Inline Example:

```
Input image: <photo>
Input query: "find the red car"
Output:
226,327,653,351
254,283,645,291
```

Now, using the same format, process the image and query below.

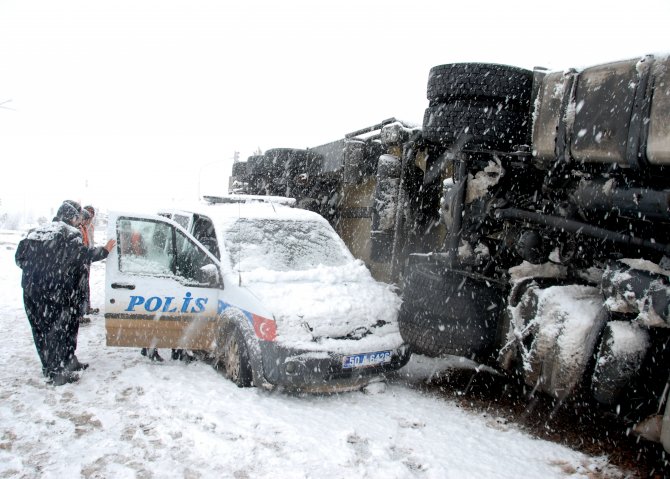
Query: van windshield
222,219,351,272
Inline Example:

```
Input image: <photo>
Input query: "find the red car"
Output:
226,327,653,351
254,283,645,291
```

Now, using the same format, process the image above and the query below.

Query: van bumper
259,342,411,392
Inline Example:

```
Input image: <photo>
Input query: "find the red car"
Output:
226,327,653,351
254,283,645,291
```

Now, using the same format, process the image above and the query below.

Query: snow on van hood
239,260,404,353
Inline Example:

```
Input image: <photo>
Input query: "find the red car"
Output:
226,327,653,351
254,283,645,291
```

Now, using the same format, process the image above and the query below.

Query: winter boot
171,349,195,363
66,355,89,372
141,348,164,362
48,371,80,386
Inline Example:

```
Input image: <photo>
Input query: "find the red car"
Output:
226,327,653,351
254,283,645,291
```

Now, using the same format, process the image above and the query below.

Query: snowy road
0,230,623,478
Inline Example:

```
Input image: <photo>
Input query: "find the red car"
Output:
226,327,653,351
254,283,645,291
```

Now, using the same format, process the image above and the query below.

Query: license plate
342,350,392,369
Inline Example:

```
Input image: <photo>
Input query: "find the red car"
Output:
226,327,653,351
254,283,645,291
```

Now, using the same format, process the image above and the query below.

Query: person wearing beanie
54,199,83,223
15,200,116,386
77,207,98,323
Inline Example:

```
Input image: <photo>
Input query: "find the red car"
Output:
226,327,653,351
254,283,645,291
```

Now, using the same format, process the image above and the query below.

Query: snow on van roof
167,195,326,223
203,195,296,206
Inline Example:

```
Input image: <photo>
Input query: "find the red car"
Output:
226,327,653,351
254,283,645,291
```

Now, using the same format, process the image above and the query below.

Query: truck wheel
343,140,367,184
231,161,247,179
422,100,531,150
398,256,504,360
246,155,265,176
427,63,533,106
261,149,289,195
245,155,265,195
370,155,401,262
591,321,650,405
517,285,606,400
264,148,291,171
215,327,253,387
265,148,309,176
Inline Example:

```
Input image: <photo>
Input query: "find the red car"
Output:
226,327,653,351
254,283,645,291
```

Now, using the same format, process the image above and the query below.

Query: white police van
105,195,409,391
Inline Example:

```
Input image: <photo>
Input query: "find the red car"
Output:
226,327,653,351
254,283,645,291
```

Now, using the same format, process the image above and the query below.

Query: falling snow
0,228,627,478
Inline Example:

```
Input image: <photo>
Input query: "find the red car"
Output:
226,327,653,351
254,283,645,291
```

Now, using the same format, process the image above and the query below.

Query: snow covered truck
230,54,670,447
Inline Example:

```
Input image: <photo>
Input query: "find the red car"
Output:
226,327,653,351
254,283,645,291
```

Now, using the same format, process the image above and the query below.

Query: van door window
117,217,221,288
173,214,191,230
192,215,220,259
175,228,221,286
118,219,174,275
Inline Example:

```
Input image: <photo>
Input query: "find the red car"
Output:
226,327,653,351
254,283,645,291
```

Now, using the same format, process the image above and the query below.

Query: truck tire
427,63,533,106
265,148,309,177
262,149,306,196
398,257,504,360
232,161,247,178
343,140,367,184
518,285,606,400
591,321,650,405
263,149,290,179
372,155,401,230
370,155,401,262
422,100,531,150
246,155,264,176
266,150,288,168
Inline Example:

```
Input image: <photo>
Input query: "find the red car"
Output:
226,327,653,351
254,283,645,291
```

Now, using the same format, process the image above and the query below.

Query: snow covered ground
0,229,625,478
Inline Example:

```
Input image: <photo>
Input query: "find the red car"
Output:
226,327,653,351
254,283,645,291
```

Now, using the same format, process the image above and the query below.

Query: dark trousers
66,311,80,361
23,291,78,377
80,264,91,314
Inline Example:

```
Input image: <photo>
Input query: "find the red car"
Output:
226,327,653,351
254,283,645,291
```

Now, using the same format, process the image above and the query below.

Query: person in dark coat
15,200,116,386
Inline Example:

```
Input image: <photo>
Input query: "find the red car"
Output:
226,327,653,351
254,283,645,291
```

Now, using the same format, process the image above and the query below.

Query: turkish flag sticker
252,314,277,342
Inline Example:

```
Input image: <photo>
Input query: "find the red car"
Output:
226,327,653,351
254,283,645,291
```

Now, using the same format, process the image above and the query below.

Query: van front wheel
215,327,253,387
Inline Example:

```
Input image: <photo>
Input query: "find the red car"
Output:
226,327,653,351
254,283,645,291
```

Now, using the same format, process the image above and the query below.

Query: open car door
105,212,223,351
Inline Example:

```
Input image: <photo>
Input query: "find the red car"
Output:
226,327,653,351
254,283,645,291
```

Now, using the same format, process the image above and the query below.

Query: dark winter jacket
15,221,109,306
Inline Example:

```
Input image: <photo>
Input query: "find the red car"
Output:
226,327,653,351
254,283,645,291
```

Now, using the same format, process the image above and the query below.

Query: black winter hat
55,200,83,222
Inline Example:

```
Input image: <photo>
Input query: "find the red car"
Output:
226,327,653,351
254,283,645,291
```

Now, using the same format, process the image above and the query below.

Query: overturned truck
231,118,421,282
404,55,670,433
231,54,670,446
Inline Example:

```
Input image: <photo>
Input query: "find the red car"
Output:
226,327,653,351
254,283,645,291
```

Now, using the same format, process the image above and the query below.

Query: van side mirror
200,264,223,288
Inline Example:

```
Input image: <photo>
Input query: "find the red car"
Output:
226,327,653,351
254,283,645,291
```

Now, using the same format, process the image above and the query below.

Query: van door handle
111,282,136,290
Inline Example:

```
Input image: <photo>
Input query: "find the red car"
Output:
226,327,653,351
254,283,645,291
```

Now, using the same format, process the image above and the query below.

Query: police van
105,195,409,391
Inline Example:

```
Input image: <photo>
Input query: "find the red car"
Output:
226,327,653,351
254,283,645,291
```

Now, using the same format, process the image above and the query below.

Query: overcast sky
0,0,668,219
